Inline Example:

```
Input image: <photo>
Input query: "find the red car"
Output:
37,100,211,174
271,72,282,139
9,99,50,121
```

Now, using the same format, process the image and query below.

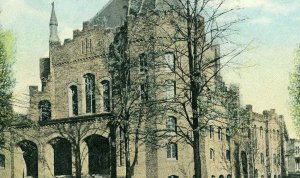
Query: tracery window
39,100,51,121
84,73,96,113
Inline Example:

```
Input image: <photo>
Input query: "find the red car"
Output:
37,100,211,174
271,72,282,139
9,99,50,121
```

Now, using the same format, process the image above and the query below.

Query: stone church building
0,0,289,178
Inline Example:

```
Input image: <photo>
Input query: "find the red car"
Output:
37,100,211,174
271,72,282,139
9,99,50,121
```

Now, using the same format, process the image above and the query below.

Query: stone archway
17,140,38,178
49,137,72,176
84,134,110,175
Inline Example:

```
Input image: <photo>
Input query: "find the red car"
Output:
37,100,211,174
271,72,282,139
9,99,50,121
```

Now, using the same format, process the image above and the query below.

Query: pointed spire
50,2,58,26
49,2,60,43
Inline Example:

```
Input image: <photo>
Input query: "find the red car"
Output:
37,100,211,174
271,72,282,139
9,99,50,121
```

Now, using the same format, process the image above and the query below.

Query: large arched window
227,175,232,178
101,80,110,112
166,116,176,132
84,73,96,113
219,175,224,178
39,100,51,121
69,85,78,116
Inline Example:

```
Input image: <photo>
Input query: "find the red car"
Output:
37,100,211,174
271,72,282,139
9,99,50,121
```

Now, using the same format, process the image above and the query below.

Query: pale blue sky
0,0,299,137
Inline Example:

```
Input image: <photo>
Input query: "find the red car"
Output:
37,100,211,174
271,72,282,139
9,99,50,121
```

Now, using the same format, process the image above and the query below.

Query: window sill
167,158,178,161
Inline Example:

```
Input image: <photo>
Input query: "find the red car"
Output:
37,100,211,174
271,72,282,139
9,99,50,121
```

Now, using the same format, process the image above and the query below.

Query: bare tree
143,0,245,177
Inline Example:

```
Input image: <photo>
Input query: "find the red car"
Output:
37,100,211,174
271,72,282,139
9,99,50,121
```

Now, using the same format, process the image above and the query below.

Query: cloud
224,0,299,15
0,0,48,26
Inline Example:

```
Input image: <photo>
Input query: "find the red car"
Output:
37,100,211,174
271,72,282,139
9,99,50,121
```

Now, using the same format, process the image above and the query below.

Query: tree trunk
186,0,202,176
193,129,201,178
124,123,132,178
110,123,117,178
74,143,82,178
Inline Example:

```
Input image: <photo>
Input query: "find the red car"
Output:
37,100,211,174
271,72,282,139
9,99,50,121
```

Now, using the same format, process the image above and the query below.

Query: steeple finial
49,2,60,43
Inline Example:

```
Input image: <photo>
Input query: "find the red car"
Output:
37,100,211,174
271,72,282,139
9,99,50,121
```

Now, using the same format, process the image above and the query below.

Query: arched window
277,130,280,139
210,148,215,160
226,149,231,161
101,80,110,112
210,125,214,139
167,143,178,160
84,73,95,113
254,169,258,178
227,175,232,178
219,175,224,178
168,175,179,178
273,129,276,139
260,126,263,137
165,80,176,100
261,153,264,164
164,52,175,71
218,127,222,140
140,83,148,101
253,125,257,137
166,117,176,132
226,128,230,142
140,53,148,72
69,85,78,116
0,154,5,168
211,176,215,178
39,100,51,121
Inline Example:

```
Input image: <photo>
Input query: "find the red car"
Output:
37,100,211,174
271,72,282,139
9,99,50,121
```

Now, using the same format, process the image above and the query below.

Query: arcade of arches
15,134,110,178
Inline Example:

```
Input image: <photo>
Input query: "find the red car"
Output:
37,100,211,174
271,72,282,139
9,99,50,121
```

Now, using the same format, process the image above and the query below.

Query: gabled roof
89,0,182,28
